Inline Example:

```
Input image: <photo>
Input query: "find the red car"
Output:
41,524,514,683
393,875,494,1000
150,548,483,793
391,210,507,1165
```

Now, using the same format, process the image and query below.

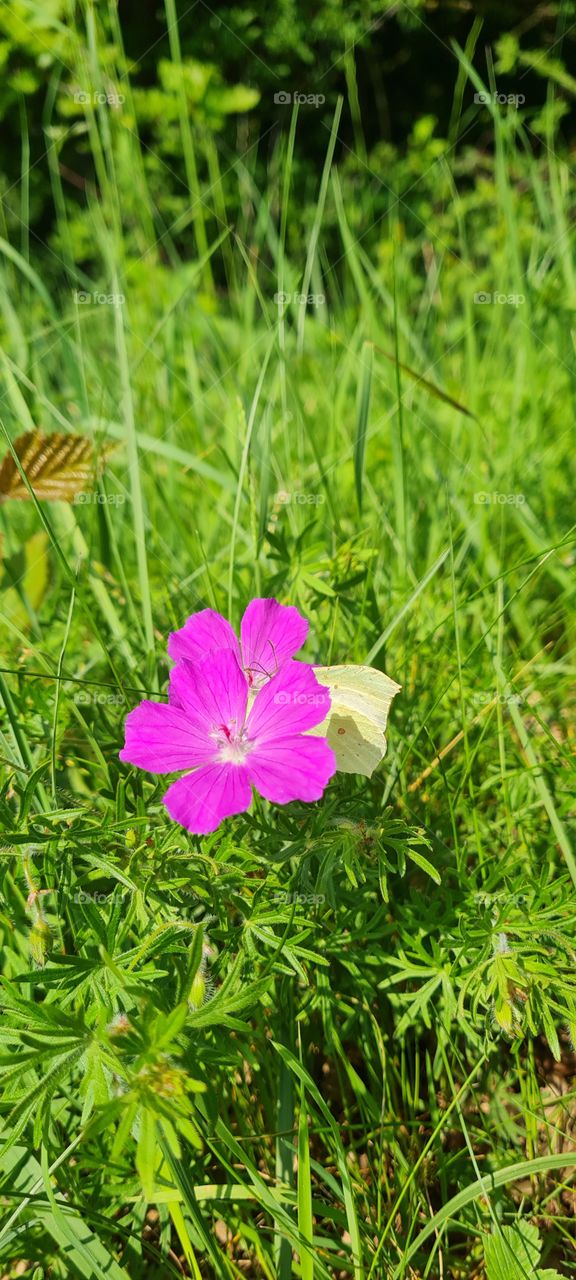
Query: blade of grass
297,1044,315,1280
296,97,343,353
354,341,373,514
227,335,274,619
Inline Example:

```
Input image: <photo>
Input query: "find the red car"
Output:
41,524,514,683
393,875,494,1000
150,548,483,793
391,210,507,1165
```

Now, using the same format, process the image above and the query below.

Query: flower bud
29,920,52,967
189,970,206,1010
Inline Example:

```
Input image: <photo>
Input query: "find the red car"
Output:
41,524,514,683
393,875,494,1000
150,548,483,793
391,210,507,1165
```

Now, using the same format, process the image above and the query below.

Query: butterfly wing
311,664,401,777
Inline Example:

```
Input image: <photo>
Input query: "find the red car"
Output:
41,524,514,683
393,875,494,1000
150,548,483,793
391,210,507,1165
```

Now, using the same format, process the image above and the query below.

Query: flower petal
247,735,336,804
168,608,241,665
240,598,308,687
168,650,248,734
246,659,331,741
119,701,216,773
163,764,252,834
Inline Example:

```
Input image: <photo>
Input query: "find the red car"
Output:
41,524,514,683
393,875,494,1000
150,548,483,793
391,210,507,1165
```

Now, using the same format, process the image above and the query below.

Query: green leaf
485,1221,541,1280
405,845,441,884
395,1156,573,1277
136,1108,159,1201
0,530,49,632
0,1144,130,1279
205,84,260,114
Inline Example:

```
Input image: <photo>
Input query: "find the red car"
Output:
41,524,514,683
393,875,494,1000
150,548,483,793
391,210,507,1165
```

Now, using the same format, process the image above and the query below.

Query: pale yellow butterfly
311,664,401,777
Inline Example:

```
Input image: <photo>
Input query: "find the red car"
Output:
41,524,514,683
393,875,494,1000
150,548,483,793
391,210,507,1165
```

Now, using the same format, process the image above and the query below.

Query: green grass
0,12,576,1279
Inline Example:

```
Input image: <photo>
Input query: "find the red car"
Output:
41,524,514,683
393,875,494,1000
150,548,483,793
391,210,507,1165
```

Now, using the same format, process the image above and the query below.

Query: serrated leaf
0,429,102,502
485,1221,541,1280
494,998,514,1033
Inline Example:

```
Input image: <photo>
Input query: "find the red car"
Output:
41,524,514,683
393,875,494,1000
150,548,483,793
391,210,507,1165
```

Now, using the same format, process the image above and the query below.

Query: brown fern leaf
0,430,102,503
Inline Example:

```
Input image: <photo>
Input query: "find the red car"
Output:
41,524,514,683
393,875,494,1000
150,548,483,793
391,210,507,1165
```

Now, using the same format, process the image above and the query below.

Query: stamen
212,718,252,764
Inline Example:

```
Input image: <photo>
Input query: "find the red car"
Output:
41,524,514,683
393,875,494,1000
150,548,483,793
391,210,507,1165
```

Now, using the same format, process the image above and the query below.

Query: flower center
213,721,252,765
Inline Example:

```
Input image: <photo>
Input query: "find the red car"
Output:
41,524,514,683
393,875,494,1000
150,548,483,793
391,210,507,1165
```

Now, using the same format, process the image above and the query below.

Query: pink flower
168,597,309,691
119,650,336,835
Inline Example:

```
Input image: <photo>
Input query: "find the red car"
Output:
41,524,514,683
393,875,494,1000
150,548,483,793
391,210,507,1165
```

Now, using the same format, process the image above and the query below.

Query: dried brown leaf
0,430,103,503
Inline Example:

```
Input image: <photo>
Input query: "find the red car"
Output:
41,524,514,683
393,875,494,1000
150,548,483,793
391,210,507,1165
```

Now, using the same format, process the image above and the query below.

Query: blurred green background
2,0,575,274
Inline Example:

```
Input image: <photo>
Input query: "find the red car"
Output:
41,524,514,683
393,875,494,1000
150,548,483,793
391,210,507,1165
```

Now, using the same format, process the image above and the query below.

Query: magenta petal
119,701,216,773
168,608,241,665
247,735,336,804
240,598,309,686
168,650,248,732
246,660,331,741
163,764,252,834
